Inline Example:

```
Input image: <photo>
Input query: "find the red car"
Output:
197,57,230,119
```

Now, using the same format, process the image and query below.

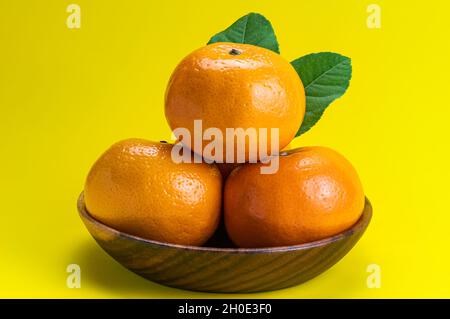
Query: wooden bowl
77,192,372,293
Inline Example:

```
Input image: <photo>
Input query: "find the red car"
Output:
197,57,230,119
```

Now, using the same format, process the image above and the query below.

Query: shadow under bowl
77,193,372,293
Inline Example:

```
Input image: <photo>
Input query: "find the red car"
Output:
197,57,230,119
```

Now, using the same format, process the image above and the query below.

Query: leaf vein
305,60,349,90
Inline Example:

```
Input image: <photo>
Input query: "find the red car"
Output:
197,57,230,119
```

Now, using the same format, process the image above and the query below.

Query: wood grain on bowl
77,192,372,293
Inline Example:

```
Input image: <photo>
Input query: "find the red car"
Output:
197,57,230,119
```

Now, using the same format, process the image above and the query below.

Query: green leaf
292,52,352,136
208,13,280,53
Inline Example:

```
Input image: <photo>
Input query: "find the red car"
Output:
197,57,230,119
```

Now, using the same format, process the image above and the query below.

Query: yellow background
1,0,449,298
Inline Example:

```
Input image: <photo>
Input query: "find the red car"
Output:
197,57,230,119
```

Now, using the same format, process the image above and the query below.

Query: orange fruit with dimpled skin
165,42,305,162
224,146,365,248
84,139,222,246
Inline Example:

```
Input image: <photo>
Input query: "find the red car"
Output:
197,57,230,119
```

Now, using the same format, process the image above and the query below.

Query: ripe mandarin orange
165,42,305,162
84,139,222,246
224,146,365,247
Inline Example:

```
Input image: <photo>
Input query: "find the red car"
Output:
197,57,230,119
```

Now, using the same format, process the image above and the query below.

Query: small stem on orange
229,49,241,56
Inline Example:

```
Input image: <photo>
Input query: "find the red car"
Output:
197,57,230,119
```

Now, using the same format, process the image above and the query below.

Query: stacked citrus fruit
83,14,365,248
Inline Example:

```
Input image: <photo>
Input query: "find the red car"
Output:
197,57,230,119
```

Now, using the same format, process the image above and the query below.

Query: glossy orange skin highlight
84,139,222,246
165,42,305,162
224,147,365,248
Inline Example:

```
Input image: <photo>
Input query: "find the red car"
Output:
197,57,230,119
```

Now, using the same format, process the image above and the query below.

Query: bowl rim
78,192,372,253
